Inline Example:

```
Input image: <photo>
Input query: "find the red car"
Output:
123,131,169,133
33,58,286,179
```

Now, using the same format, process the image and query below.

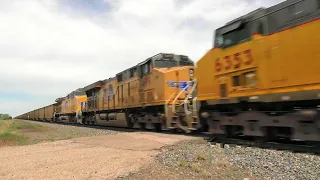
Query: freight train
16,0,320,142
17,53,198,133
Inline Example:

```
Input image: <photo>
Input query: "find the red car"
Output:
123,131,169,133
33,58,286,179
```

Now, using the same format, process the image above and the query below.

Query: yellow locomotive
51,53,197,132
196,0,320,142
55,90,87,123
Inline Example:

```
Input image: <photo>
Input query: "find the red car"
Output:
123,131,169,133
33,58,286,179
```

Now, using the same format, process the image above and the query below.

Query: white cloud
0,0,283,117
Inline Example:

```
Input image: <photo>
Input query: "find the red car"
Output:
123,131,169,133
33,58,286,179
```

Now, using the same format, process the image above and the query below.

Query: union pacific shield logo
166,81,193,92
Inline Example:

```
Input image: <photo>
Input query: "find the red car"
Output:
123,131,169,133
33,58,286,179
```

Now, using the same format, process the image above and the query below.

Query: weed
0,120,47,146
178,159,190,167
196,154,206,161
48,137,56,142
0,130,28,145
10,120,45,131
0,131,12,137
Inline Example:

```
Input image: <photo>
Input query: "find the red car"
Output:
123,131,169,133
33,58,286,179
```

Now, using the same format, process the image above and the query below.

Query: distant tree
0,114,12,120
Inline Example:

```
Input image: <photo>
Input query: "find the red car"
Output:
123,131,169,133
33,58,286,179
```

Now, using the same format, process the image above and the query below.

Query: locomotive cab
134,53,197,132
56,89,87,123
137,53,195,103
197,0,320,142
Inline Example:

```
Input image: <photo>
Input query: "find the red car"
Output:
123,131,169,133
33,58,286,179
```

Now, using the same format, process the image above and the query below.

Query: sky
0,0,284,117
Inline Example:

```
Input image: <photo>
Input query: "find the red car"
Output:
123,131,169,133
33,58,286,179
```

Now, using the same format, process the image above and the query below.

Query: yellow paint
92,66,195,111
196,19,320,101
61,95,87,114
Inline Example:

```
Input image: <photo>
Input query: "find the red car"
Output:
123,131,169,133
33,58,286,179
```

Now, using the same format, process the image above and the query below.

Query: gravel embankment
223,145,320,180
122,139,252,180
123,139,320,180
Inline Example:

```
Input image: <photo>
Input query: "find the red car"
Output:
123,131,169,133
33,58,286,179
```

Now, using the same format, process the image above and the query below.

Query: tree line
0,114,12,120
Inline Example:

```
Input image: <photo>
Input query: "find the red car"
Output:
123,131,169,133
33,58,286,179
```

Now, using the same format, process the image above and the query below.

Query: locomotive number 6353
215,49,253,73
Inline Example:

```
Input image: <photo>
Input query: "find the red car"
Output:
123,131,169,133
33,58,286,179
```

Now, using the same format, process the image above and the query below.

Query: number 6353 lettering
215,49,253,72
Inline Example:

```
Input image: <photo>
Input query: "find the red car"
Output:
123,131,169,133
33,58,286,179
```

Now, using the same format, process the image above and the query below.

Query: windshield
154,60,178,68
179,61,194,66
215,23,250,48
74,91,87,96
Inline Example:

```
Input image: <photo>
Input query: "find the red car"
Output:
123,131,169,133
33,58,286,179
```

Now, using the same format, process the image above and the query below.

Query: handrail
172,80,194,114
164,92,177,117
166,92,177,105
183,79,197,115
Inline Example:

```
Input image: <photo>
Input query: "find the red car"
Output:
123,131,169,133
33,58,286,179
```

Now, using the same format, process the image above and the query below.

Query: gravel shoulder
122,139,320,180
0,120,197,180
119,139,254,180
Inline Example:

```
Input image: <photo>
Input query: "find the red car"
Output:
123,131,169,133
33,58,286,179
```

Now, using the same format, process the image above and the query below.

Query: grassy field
0,119,115,147
0,120,37,146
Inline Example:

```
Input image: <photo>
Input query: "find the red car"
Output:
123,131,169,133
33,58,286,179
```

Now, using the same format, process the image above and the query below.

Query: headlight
189,69,194,77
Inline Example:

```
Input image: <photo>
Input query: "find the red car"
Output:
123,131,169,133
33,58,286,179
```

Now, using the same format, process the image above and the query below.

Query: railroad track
24,119,137,133
23,119,204,137
204,135,320,155
21,119,320,155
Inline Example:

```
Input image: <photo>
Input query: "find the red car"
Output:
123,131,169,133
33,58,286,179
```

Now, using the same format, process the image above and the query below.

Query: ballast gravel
222,145,320,180
127,139,320,180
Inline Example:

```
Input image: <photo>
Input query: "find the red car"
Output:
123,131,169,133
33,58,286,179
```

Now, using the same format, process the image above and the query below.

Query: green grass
9,120,45,131
48,137,56,142
0,120,47,146
0,120,5,126
0,119,111,147
0,129,28,145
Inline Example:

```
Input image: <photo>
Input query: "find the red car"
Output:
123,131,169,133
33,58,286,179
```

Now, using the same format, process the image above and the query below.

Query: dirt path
0,131,196,180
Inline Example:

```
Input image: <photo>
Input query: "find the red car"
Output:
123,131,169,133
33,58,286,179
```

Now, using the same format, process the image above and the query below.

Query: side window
129,68,135,78
232,76,240,86
144,64,148,74
146,62,151,73
140,61,152,77
244,71,257,88
318,0,320,9
117,74,123,82
219,22,251,48
252,19,266,36
257,21,265,35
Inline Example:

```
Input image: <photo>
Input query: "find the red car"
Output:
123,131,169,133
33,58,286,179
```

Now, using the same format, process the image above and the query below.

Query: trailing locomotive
196,0,320,142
